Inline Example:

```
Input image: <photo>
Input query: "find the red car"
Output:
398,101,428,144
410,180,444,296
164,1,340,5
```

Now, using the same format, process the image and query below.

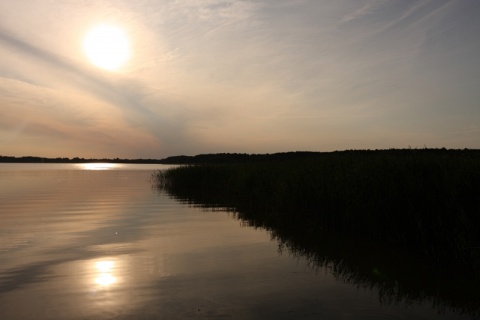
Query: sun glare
94,260,116,287
83,25,130,71
79,163,118,170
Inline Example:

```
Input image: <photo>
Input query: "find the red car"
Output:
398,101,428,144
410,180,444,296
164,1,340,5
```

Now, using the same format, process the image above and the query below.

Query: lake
0,163,473,319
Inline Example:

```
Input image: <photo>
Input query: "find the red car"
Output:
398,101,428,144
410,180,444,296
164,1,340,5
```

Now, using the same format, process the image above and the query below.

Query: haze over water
0,164,471,319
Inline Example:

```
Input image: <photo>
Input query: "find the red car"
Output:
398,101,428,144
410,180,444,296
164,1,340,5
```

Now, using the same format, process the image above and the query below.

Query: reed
154,149,480,271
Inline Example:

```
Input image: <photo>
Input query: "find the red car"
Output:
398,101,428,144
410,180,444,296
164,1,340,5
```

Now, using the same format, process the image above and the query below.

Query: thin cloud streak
0,25,182,157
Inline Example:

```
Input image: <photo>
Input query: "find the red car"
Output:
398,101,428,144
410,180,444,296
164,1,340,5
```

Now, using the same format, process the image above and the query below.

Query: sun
83,25,130,71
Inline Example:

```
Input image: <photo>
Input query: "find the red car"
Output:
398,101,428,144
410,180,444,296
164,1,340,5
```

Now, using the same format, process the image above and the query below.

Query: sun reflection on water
79,163,119,170
94,260,116,287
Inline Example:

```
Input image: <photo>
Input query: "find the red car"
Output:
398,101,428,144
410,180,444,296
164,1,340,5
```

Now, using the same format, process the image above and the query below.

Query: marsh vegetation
154,149,480,318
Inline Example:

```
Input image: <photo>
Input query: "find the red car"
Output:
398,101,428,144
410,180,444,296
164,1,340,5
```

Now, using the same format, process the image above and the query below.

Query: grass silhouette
155,149,480,271
154,149,480,318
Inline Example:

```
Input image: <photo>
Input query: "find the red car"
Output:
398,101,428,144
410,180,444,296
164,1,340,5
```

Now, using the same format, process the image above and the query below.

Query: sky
0,0,479,159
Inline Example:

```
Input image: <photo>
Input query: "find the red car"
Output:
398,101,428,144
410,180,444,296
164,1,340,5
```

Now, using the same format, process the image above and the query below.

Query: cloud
0,25,174,155
0,0,479,157
340,0,387,24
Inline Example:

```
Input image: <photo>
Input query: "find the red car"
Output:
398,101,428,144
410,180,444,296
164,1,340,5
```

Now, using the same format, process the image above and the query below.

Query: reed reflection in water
0,164,473,319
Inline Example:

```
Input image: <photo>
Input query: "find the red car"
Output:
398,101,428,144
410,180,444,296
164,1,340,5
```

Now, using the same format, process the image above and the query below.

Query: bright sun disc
84,25,130,71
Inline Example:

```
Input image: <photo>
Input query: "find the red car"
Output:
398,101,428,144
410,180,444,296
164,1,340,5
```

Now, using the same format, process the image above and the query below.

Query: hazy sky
1,0,479,158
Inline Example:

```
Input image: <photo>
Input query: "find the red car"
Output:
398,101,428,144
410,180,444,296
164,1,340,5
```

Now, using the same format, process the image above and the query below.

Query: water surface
0,164,472,319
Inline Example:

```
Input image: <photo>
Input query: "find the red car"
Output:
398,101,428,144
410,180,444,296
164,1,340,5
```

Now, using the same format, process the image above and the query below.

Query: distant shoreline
0,156,166,164
1,148,479,164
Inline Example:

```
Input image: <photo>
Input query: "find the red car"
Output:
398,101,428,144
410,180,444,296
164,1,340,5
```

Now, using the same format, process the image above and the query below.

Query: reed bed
154,149,480,272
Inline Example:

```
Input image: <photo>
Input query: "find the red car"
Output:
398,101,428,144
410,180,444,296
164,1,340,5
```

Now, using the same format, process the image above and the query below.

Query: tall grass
154,149,480,272
153,149,480,318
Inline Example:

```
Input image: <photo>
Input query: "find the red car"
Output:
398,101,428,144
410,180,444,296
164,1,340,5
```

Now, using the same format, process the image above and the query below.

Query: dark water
0,164,473,319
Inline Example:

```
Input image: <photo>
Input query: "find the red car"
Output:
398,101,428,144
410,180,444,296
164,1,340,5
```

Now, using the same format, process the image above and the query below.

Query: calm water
0,163,471,319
